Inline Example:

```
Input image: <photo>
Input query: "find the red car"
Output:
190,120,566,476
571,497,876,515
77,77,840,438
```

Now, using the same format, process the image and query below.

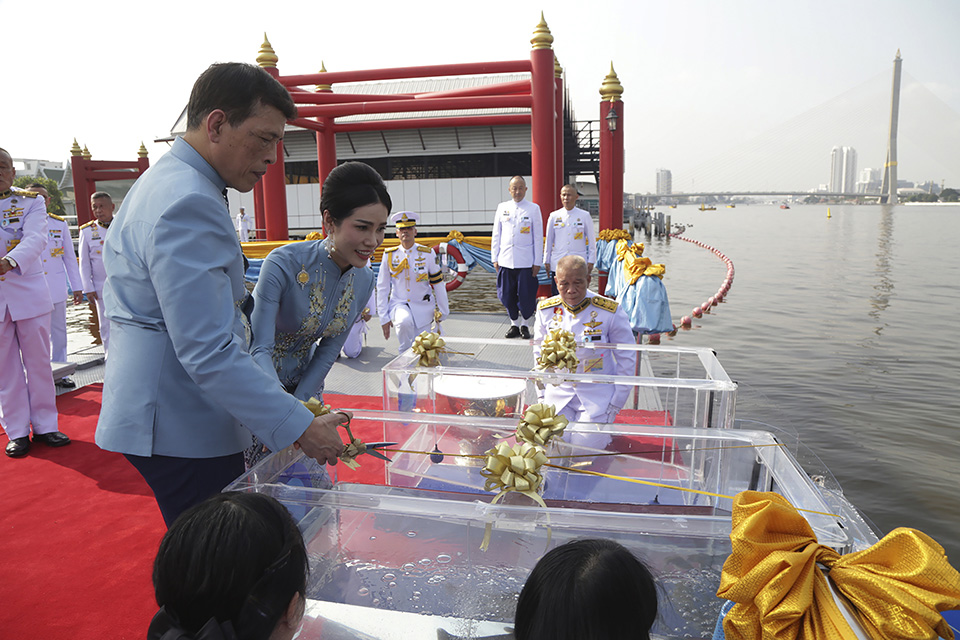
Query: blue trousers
125,452,245,527
497,266,539,321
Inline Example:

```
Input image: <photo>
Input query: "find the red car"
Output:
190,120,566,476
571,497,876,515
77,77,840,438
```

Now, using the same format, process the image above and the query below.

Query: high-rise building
656,169,672,195
829,146,858,194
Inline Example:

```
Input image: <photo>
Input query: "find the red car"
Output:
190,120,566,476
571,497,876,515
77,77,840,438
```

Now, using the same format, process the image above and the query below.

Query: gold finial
257,33,278,68
599,62,624,102
82,145,92,160
138,142,149,158
895,49,901,60
315,60,332,92
554,53,562,78
70,139,83,156
530,12,553,50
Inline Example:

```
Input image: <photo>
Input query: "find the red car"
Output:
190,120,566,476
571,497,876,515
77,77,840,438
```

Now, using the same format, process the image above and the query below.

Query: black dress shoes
519,326,532,339
504,326,521,339
33,431,72,447
57,376,76,389
5,437,31,458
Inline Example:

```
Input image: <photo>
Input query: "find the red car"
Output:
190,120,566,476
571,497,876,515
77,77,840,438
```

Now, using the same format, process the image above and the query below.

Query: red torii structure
251,14,624,242
70,140,149,226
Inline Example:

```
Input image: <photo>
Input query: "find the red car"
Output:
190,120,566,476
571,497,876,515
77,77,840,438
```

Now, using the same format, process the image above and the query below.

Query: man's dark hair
515,539,659,640
320,161,392,225
186,63,297,131
152,491,308,640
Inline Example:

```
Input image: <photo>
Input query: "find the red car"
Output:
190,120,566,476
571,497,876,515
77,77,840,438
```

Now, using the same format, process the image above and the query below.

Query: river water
69,203,959,562
451,203,960,562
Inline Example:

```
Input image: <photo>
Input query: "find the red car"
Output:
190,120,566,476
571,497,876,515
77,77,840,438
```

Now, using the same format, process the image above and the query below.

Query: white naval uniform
544,206,597,269
377,243,449,352
42,213,82,362
237,211,251,241
490,198,543,269
533,291,637,446
78,220,109,355
342,264,376,359
0,188,58,439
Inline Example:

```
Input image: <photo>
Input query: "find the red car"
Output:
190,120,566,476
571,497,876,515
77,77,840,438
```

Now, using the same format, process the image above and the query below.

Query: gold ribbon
412,331,445,367
516,403,569,446
717,491,960,640
305,230,323,240
536,328,579,372
444,229,466,243
479,441,550,552
598,229,632,242
623,253,667,285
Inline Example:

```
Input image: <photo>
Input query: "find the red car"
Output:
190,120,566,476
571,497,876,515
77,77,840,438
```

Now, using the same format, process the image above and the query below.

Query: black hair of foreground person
319,161,392,225
514,539,658,640
148,492,308,640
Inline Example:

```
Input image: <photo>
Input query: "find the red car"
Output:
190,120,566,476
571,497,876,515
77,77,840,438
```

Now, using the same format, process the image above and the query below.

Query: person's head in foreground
514,538,658,640
149,491,308,640
554,254,590,307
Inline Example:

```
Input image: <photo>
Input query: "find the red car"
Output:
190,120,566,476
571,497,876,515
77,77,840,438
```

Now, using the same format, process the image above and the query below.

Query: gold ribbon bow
412,331,445,367
536,328,579,373
444,229,466,243
718,491,960,640
598,229,632,242
516,403,569,446
479,441,550,551
623,253,667,285
614,238,643,262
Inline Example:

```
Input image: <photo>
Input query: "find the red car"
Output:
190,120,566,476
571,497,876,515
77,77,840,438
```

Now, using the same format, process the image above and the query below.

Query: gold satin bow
718,491,960,640
615,239,643,262
444,229,466,243
516,403,569,446
598,229,632,242
623,253,666,285
479,441,550,551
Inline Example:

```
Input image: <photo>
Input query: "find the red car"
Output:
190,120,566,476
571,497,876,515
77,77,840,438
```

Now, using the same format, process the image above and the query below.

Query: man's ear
206,109,228,142
280,593,304,629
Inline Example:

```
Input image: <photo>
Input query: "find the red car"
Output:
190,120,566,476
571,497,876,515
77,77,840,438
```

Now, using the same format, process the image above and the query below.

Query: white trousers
391,305,427,353
557,396,615,450
50,299,68,362
0,308,58,439
93,290,109,357
341,319,367,359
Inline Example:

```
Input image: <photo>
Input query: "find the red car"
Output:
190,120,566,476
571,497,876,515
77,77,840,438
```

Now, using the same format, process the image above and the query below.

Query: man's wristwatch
2,256,16,269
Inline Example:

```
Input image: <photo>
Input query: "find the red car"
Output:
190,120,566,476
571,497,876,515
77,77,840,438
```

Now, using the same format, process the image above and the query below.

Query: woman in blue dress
246,162,390,467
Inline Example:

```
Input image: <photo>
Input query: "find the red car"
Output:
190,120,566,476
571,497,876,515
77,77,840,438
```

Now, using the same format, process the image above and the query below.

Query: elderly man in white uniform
533,255,637,447
0,149,71,457
79,191,113,356
377,211,449,353
544,184,597,295
492,176,543,339
27,185,83,387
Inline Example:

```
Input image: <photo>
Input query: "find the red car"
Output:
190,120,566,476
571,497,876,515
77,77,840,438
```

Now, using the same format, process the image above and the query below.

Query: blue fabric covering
619,275,674,334
712,599,736,640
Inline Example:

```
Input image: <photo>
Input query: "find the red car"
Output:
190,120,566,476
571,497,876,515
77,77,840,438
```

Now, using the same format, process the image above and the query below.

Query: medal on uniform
297,265,310,289
583,310,603,329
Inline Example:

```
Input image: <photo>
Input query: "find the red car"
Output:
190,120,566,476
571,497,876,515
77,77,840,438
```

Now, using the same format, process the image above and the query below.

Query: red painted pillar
530,15,556,223
258,36,290,240
315,66,338,192
554,55,564,211
598,64,624,233
69,140,92,226
253,182,266,240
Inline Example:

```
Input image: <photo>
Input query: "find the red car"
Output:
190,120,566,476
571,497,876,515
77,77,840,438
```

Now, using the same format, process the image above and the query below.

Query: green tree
940,188,959,202
12,175,65,215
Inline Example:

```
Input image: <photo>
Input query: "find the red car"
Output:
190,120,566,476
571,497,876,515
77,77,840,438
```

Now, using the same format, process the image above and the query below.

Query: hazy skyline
6,0,959,194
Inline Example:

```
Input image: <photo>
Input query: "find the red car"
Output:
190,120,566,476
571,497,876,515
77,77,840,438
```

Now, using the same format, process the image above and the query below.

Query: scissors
334,411,397,463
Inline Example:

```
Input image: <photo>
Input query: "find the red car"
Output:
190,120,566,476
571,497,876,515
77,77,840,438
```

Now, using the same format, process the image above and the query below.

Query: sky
5,0,959,193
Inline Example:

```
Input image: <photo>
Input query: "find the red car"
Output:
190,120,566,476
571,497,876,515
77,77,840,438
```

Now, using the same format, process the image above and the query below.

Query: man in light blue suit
96,63,346,526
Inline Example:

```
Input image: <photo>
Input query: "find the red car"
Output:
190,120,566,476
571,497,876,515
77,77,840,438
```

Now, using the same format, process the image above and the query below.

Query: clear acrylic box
382,338,738,429
227,410,870,640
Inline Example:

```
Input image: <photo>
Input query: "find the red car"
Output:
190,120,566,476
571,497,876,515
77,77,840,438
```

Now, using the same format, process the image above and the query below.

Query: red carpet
0,384,163,640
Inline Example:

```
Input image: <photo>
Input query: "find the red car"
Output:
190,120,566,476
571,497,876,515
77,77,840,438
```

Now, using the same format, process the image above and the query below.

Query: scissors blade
364,442,397,462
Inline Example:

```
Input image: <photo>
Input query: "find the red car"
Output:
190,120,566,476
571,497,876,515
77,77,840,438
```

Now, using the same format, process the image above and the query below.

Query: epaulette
383,245,399,253
80,221,95,229
591,295,619,313
538,295,563,310
12,189,40,198
48,213,65,222
417,245,432,253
